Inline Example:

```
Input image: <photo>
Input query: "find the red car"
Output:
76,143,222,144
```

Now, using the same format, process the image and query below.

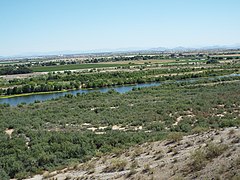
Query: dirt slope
26,127,240,180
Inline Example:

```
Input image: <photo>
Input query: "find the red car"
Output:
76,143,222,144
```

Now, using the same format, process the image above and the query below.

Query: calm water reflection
0,82,161,106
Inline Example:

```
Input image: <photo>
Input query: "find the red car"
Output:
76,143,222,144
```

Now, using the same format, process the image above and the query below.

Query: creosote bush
190,143,228,171
103,159,127,173
205,143,228,159
190,149,207,171
167,132,183,143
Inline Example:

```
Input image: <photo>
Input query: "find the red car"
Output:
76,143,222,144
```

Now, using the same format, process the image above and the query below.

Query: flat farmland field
100,59,176,64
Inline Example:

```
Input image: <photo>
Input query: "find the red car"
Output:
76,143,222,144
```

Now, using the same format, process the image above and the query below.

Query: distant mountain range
149,44,240,52
1,44,240,60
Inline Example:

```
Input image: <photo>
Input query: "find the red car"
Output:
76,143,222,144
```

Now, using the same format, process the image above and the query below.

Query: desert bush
190,149,207,171
82,161,95,173
132,147,143,158
190,143,228,172
167,132,183,143
205,143,228,159
15,171,30,179
191,127,208,134
103,159,127,172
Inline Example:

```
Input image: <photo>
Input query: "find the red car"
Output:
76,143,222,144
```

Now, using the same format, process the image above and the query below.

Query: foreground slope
28,127,240,180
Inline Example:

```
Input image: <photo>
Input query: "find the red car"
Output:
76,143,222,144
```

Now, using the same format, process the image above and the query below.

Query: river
0,82,161,106
0,74,239,106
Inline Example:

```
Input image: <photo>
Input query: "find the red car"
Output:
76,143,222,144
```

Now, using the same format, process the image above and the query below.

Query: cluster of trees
210,56,239,60
1,81,80,95
0,80,239,179
206,59,219,64
0,66,32,75
33,60,78,67
85,55,168,63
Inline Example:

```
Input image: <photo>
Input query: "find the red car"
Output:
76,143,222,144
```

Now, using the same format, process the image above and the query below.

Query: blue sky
0,0,240,56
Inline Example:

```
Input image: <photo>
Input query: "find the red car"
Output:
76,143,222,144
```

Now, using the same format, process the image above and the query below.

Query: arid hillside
27,127,240,180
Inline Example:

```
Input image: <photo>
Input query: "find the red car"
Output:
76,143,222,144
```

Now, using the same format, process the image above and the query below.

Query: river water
0,82,161,106
0,74,239,106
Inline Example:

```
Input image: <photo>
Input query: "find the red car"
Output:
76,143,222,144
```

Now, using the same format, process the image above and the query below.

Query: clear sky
0,0,240,56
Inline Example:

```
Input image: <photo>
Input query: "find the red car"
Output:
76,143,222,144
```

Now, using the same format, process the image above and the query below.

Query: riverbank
0,90,69,99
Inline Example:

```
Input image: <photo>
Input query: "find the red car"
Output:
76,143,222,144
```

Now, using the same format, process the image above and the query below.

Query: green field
0,61,21,65
31,63,131,72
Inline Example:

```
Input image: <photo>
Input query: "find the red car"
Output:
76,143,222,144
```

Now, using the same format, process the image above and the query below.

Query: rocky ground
26,127,240,180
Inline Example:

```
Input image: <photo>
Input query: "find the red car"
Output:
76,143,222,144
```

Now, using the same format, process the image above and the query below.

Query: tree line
0,66,32,75
0,68,238,96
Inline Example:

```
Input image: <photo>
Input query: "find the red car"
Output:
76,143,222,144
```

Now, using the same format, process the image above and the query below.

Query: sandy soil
5,128,14,138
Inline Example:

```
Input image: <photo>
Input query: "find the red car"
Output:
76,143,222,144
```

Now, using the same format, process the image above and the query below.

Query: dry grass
103,159,127,173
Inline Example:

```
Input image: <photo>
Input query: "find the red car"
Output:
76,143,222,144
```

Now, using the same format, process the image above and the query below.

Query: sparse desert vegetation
24,127,240,180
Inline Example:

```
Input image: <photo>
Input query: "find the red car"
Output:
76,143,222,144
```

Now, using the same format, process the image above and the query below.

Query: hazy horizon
1,0,240,56
2,44,240,58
